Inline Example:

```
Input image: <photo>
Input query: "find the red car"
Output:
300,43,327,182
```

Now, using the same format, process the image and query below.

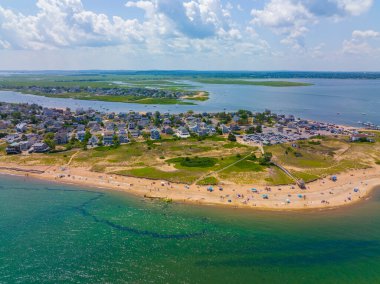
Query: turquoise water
1,174,380,283
1,78,380,126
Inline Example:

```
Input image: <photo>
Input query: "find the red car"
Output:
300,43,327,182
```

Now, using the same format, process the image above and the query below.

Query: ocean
1,174,380,283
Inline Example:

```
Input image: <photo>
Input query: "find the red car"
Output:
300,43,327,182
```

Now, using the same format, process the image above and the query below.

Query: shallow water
1,175,380,283
1,78,380,126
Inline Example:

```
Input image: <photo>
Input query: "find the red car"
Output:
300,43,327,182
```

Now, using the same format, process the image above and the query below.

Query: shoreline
1,163,379,211
1,90,378,128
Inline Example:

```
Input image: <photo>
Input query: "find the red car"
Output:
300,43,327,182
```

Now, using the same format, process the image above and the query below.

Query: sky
0,0,379,71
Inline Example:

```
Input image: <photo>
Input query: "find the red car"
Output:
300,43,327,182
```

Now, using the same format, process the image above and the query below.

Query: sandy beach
1,162,379,211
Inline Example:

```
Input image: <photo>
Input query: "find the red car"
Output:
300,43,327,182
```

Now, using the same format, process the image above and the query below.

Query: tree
259,152,273,165
44,132,55,140
97,135,103,146
256,125,263,133
30,115,38,124
228,133,236,142
83,130,92,144
11,111,21,120
113,134,120,147
154,111,161,127
245,127,255,134
44,138,56,151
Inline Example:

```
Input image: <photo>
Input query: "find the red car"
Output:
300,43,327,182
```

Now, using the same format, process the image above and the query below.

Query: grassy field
266,134,380,182
1,132,379,186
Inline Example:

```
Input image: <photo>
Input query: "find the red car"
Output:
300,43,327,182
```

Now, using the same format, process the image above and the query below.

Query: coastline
1,163,379,211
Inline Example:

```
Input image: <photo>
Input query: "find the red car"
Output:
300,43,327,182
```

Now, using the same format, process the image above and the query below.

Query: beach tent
207,186,214,192
251,188,258,192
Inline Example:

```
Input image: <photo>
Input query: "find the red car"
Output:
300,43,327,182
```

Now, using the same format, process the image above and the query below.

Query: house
220,124,230,134
16,123,27,133
103,131,114,145
230,124,241,132
163,126,174,135
0,120,9,130
176,127,190,138
5,134,21,144
163,118,171,125
350,134,374,143
150,129,161,140
232,115,240,123
105,122,115,131
128,122,136,130
77,124,86,132
88,121,101,131
32,142,50,153
138,117,150,127
55,131,68,145
129,129,140,138
88,136,99,146
119,134,130,144
19,141,32,151
188,123,199,133
6,142,21,154
76,131,86,142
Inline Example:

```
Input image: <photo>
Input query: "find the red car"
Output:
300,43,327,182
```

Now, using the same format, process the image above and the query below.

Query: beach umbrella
286,199,291,203
298,194,303,198
251,188,258,192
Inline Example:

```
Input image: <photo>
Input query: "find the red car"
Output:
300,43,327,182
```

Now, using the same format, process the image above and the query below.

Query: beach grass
1,132,378,186
196,176,219,185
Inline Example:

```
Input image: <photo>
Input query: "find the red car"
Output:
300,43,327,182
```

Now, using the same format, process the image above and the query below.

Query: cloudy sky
0,0,379,70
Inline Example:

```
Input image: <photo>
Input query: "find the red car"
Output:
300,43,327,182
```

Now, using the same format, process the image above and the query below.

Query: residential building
150,129,161,140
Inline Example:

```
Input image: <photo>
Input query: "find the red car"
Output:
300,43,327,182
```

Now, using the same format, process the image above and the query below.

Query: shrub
167,157,217,168
197,176,219,185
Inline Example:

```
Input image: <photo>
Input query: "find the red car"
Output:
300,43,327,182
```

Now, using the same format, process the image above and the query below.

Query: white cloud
251,0,374,49
352,29,379,39
0,0,271,61
335,0,373,16
251,0,314,49
0,0,142,50
342,29,379,55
